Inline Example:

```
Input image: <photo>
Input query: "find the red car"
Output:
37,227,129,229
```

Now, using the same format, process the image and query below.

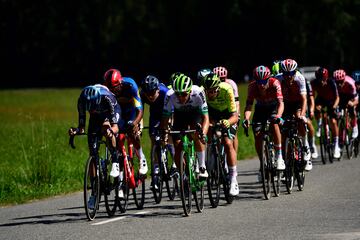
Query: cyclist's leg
222,132,239,196
349,105,358,138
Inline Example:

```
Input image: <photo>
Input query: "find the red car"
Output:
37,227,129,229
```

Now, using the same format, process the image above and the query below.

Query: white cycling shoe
229,181,239,196
305,160,313,171
139,159,148,175
110,163,120,177
334,146,341,158
276,155,286,170
311,146,318,159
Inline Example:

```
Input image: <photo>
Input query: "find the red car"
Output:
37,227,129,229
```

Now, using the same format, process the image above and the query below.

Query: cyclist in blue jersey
140,75,176,189
104,69,148,175
68,84,121,209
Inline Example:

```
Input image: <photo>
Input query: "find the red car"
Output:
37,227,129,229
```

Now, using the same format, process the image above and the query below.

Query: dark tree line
1,0,360,88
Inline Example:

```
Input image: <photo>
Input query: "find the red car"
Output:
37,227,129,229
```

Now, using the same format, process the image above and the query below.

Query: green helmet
173,74,193,93
203,73,221,89
272,61,280,76
170,72,185,82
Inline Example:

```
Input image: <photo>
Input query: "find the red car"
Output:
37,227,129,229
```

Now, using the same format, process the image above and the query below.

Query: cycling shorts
252,104,277,134
171,110,202,141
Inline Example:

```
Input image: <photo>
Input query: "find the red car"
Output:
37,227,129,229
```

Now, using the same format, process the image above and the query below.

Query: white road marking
91,211,150,225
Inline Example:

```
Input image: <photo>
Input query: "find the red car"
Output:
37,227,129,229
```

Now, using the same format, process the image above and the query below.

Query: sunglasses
206,87,219,94
256,79,268,85
283,71,296,77
175,92,189,97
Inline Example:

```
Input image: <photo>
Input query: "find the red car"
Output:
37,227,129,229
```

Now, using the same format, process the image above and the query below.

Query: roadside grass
0,86,255,205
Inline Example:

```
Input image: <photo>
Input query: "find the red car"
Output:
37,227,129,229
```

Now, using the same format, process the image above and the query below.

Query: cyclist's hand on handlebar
219,119,230,129
242,119,250,129
271,115,284,125
106,128,114,138
68,127,84,136
297,115,308,123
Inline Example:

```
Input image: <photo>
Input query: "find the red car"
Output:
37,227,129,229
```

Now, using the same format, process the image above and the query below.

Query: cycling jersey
277,71,307,102
225,78,239,102
311,78,338,102
78,84,121,129
207,82,237,120
141,83,170,134
338,76,357,99
115,77,143,111
246,77,283,106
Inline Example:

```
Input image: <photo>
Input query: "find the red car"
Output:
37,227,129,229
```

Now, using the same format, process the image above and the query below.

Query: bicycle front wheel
164,147,179,201
260,140,271,199
295,138,305,191
179,151,192,216
284,138,295,194
151,145,163,204
133,173,146,210
319,128,327,164
104,157,119,217
84,156,100,221
206,146,220,208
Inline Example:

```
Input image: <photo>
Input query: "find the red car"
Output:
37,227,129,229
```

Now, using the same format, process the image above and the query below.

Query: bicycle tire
84,156,100,221
194,183,205,213
284,138,295,194
272,169,281,197
260,140,271,199
104,154,119,217
165,148,178,201
319,126,327,164
179,151,192,216
206,145,220,208
118,175,129,213
151,145,163,204
133,173,146,210
295,138,305,191
354,138,359,157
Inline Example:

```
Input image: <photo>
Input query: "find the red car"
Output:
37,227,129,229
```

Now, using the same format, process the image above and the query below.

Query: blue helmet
141,75,160,93
80,85,101,111
352,70,360,84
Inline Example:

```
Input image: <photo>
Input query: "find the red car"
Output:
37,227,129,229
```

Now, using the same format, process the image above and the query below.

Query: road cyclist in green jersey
202,73,239,196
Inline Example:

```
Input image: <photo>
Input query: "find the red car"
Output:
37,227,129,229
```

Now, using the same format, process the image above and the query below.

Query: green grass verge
0,86,255,205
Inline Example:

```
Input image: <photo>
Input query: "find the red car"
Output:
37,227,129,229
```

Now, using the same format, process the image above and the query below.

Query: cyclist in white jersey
160,75,210,178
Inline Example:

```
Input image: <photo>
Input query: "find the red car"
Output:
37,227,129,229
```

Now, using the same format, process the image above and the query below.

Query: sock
196,151,206,168
334,137,339,147
274,144,282,157
318,119,322,127
229,165,237,183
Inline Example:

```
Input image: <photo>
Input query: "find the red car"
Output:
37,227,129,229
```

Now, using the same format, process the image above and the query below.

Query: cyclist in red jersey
312,67,341,158
277,59,312,171
334,69,359,139
243,66,285,181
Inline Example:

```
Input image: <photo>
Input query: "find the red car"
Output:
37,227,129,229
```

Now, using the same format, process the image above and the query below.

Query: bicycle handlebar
69,133,86,149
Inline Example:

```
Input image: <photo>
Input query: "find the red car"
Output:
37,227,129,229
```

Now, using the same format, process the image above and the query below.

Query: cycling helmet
104,69,122,89
203,73,221,89
197,68,212,81
271,61,281,76
315,67,329,81
352,70,360,84
333,69,346,82
169,72,184,83
80,85,101,111
141,75,159,93
173,74,192,93
253,65,271,81
280,59,298,72
213,66,228,79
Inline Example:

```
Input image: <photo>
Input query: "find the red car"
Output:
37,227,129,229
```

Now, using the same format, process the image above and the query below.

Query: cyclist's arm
333,95,340,109
276,98,284,117
300,94,307,117
228,112,238,126
77,97,86,132
244,102,253,121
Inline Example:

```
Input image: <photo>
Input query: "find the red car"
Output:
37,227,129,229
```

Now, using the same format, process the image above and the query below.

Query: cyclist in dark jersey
140,75,175,189
68,84,121,209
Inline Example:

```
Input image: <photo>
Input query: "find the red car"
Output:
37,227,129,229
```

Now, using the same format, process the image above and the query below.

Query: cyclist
103,68,148,175
277,59,312,171
202,73,239,196
140,75,175,190
243,65,285,182
271,60,282,78
213,66,241,161
160,74,210,178
196,68,212,88
312,67,341,158
68,84,121,209
305,74,318,159
333,69,359,139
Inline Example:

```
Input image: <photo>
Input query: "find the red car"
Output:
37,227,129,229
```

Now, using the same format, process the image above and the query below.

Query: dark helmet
141,75,160,93
315,67,329,81
80,85,101,111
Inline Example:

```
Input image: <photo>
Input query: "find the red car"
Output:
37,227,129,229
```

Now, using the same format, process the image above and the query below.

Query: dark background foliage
2,0,360,88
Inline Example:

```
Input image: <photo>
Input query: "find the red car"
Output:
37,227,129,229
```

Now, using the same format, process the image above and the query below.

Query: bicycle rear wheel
165,148,179,201
206,146,220,208
151,145,163,204
260,140,271,199
104,156,119,217
284,138,295,194
84,156,100,221
179,151,192,216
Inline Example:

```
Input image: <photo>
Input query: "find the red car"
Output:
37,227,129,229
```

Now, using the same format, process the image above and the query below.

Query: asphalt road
1,155,360,240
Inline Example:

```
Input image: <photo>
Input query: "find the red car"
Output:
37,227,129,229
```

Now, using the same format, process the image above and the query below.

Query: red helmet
104,69,123,88
333,69,346,82
213,66,228,79
253,65,271,81
315,67,329,81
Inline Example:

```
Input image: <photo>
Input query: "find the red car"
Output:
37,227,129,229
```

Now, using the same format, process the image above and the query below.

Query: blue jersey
141,83,169,123
116,77,143,111
78,84,121,128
